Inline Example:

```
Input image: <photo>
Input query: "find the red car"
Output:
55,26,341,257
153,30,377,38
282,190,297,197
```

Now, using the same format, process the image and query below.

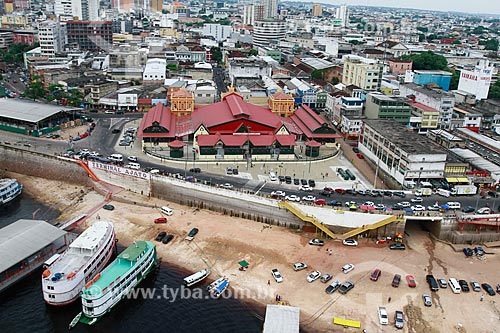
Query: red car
406,274,417,288
314,199,327,206
356,153,364,159
154,217,168,224
335,188,346,194
370,269,381,281
323,187,334,193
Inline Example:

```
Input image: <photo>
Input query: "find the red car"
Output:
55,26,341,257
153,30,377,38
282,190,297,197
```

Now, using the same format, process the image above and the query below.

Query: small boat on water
183,269,211,287
0,178,23,206
207,276,226,292
211,278,229,299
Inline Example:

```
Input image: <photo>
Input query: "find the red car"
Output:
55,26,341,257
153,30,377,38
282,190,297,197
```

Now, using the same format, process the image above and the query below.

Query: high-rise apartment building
342,55,383,91
312,4,322,17
253,19,286,47
38,20,66,58
243,4,254,25
54,0,99,21
336,4,348,27
66,21,112,51
263,0,278,19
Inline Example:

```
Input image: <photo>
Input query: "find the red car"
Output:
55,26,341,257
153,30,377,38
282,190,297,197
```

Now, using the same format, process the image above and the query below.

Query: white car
309,238,325,246
411,205,426,211
128,156,138,162
477,207,491,214
341,263,355,274
374,204,385,210
363,201,375,207
285,195,301,202
293,262,308,271
398,202,411,208
410,197,423,203
343,239,358,246
299,185,313,192
302,195,316,202
378,306,389,325
306,270,322,283
271,190,286,198
89,151,101,157
427,204,440,211
220,183,233,189
271,268,283,283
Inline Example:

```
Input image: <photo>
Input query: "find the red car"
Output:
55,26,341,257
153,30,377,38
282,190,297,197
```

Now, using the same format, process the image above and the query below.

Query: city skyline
295,0,500,16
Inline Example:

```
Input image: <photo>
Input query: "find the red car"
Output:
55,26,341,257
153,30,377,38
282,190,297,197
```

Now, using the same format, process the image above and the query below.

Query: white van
448,278,461,294
269,172,277,181
446,202,461,210
160,206,173,216
127,162,140,170
436,188,451,197
109,153,123,162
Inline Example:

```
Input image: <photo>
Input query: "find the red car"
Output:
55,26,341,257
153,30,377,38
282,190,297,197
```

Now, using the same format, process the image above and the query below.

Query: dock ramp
278,201,336,239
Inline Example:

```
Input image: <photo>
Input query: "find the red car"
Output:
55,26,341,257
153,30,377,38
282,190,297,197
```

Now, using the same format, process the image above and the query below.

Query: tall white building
38,20,66,58
54,0,99,21
202,24,232,42
243,4,255,25
264,0,278,19
253,20,286,47
457,59,493,100
336,4,348,27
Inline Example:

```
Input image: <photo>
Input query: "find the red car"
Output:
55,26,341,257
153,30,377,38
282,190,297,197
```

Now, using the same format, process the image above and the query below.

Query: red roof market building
137,91,339,160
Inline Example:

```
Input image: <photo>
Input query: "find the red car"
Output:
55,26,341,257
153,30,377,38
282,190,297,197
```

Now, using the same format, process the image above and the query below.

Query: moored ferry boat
183,269,211,287
0,178,23,206
42,221,116,306
70,240,157,328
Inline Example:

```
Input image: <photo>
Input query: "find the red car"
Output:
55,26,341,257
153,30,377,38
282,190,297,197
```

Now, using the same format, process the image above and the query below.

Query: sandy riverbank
11,172,500,333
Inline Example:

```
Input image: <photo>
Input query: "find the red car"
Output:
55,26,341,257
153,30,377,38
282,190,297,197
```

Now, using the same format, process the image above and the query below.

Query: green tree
400,51,448,71
66,89,83,106
418,34,425,42
416,27,428,33
248,49,258,56
489,80,500,99
480,39,499,51
210,46,222,64
24,76,46,100
453,40,461,45
427,34,438,41
311,70,323,79
449,70,460,90
473,26,488,35
331,77,340,85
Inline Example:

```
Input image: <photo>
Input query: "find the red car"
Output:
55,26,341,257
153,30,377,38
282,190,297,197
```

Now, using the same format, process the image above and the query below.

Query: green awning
238,260,249,267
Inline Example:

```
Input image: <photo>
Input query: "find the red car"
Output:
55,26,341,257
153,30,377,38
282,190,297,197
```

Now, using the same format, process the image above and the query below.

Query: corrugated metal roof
0,219,66,273
263,305,300,333
0,99,80,123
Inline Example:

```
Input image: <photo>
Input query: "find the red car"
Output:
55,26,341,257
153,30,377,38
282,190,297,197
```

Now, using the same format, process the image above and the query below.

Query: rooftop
0,99,80,123
69,221,112,251
364,119,448,155
0,219,67,273
263,305,300,333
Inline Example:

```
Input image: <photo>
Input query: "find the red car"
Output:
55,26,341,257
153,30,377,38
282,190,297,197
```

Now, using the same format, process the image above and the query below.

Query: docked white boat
42,221,116,306
211,277,229,299
0,178,23,206
183,269,211,287
207,276,226,292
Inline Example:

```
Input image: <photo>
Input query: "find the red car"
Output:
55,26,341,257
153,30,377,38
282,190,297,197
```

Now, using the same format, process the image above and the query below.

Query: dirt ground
13,173,500,333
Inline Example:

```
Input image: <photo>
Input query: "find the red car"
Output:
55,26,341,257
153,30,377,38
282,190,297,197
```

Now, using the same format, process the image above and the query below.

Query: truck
451,184,477,196
415,188,433,196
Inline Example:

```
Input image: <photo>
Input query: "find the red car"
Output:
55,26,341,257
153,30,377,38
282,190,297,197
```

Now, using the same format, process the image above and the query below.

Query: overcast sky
302,0,500,15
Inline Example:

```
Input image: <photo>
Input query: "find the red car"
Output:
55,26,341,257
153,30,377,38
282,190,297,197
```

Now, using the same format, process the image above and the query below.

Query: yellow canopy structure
333,317,361,328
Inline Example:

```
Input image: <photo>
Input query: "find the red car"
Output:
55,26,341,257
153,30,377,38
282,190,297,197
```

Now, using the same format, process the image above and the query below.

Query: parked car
314,199,327,206
188,228,199,238
271,269,283,283
477,207,491,214
220,183,233,189
458,280,470,292
463,247,474,257
411,205,426,211
319,190,332,197
352,147,360,153
392,274,401,287
320,274,333,283
426,275,439,291
300,179,308,185
341,263,355,274
378,306,389,325
293,262,308,271
308,179,316,187
471,281,481,292
393,191,406,198
327,200,343,207
394,310,404,329
356,153,364,159
406,275,417,288
155,231,167,242
299,185,313,192
189,167,201,173
309,238,325,246
389,243,406,250
302,195,316,202
162,234,174,244
397,202,411,208
422,293,432,307
338,281,355,294
437,278,447,288
103,204,114,211
294,178,300,185
285,176,292,184
370,269,382,281
335,188,346,194
154,217,168,224
427,204,440,211
342,239,358,246
306,271,322,283
482,283,496,296
463,206,475,213
127,156,138,162
325,280,341,294
285,195,301,202
271,190,286,198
